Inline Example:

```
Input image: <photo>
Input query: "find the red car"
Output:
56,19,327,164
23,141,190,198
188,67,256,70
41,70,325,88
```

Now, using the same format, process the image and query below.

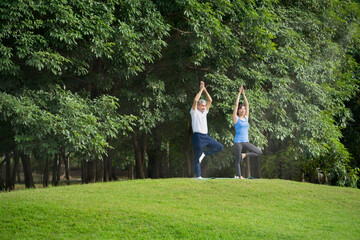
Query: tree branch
172,27,193,34
185,64,211,72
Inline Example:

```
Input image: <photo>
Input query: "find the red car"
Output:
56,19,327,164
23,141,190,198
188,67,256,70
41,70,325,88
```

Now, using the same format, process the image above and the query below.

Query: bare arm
233,86,242,124
192,82,205,111
242,87,249,118
203,87,212,110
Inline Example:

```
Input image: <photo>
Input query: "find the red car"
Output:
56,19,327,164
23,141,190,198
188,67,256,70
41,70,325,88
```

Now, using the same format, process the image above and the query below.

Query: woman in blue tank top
233,86,262,179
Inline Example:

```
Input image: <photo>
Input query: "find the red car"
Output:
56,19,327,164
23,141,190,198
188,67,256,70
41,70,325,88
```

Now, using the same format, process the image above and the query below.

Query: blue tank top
234,117,249,143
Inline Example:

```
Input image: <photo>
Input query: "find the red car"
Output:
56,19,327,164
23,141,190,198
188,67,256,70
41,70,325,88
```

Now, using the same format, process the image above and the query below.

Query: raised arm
203,86,212,110
242,87,249,118
192,81,205,111
232,86,243,124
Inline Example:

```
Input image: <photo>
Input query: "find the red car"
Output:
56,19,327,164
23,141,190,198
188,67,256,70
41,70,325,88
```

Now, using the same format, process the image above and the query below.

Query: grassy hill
1,178,359,239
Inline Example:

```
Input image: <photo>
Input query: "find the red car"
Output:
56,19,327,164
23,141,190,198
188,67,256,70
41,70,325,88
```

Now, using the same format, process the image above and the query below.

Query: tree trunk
86,160,95,183
52,154,59,186
302,172,305,182
43,158,49,187
17,167,21,183
132,132,146,179
147,150,154,178
147,150,160,178
63,150,70,185
164,141,170,178
95,158,103,182
147,131,162,179
108,154,113,181
128,161,134,180
246,157,251,178
111,166,118,180
56,153,61,184
21,154,35,188
103,152,116,182
104,149,114,181
0,158,5,191
184,121,192,177
5,152,11,190
81,160,87,184
103,154,109,182
140,132,147,178
10,151,20,190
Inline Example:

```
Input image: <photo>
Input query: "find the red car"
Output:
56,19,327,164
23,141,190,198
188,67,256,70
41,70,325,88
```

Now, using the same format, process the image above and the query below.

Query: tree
0,86,135,189
0,0,167,187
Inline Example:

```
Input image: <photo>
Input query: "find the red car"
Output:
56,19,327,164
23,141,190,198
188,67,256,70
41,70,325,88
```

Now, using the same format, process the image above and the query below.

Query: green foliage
0,86,135,160
328,160,359,188
0,0,170,91
261,145,302,180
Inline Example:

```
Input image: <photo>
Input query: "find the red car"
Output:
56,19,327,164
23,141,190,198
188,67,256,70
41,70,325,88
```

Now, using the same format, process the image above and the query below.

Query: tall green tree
0,86,135,189
0,0,168,187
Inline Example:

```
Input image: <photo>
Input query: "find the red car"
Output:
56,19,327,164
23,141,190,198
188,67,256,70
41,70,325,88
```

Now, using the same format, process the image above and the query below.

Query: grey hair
198,99,206,105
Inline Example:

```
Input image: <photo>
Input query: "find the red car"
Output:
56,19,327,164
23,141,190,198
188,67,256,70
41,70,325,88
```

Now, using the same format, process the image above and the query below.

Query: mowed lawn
1,178,359,240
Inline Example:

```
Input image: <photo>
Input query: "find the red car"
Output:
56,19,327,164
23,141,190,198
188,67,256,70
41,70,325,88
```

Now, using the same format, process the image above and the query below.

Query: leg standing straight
234,143,243,177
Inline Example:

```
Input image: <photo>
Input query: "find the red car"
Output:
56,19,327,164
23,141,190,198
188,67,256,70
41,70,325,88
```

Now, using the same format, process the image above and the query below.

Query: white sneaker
196,176,203,179
234,176,244,179
199,153,205,163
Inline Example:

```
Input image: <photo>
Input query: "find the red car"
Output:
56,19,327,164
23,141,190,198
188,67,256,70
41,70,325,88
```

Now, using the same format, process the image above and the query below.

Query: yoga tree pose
233,86,262,179
190,81,223,179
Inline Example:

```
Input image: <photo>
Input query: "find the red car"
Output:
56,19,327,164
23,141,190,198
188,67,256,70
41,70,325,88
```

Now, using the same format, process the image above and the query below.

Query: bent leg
242,142,262,158
204,136,223,156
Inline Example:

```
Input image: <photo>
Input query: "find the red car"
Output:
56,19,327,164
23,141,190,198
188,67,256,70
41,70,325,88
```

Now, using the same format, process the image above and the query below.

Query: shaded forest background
1,0,360,190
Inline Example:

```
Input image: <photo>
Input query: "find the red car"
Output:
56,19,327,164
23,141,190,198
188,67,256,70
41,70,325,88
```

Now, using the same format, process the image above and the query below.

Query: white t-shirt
190,108,208,134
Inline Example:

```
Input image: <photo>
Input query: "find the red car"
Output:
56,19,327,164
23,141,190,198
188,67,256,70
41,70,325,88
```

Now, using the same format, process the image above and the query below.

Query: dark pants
234,142,262,177
192,133,223,177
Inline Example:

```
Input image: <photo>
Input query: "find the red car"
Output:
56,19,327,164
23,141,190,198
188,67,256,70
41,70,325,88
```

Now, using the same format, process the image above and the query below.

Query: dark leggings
234,142,262,177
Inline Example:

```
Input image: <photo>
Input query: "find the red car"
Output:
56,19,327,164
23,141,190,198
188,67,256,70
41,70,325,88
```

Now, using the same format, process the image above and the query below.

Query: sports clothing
190,108,208,134
192,133,223,178
234,142,262,177
233,116,262,177
190,107,223,178
234,117,249,143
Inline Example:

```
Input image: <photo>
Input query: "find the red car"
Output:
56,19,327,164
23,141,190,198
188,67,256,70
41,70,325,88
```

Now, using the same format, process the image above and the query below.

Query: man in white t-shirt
190,81,223,179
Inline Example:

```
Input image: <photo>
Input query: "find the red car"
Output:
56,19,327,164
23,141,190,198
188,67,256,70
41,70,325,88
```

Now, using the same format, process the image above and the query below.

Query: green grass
1,178,359,240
